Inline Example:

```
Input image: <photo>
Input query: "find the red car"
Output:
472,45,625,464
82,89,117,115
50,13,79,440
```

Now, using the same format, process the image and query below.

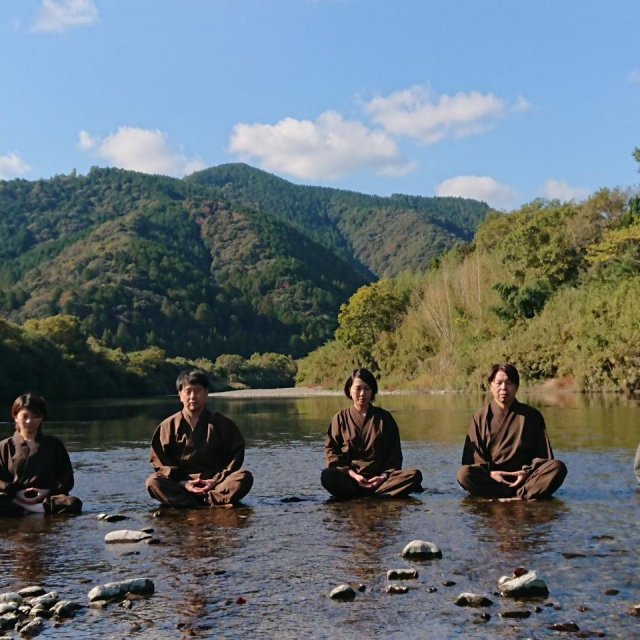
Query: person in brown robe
0,393,82,516
321,368,423,500
145,369,253,508
457,363,567,500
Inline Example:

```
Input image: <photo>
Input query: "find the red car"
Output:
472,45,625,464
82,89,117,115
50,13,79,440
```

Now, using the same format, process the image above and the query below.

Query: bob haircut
11,393,48,421
344,368,378,401
176,369,210,392
487,363,520,388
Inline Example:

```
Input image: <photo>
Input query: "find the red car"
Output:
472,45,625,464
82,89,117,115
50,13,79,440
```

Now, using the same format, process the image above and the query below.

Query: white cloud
78,127,206,177
0,152,31,179
436,175,520,210
32,0,99,34
364,85,527,144
228,110,413,180
540,179,590,202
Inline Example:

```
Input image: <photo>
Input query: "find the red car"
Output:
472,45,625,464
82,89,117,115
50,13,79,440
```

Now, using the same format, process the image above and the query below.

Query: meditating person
145,369,253,508
457,363,567,500
0,393,82,516
321,368,423,500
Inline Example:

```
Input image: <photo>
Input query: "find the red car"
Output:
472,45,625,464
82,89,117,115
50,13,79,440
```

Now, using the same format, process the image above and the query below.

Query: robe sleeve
0,440,17,495
149,423,182,481
461,411,490,469
324,412,350,471
51,439,75,494
379,410,403,472
635,444,640,484
205,414,245,487
523,408,554,471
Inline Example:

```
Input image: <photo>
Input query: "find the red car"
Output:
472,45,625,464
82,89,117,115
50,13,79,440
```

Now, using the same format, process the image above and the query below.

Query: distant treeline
297,188,640,394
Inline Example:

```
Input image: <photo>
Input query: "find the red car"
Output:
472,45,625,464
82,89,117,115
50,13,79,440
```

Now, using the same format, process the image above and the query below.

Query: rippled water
0,392,639,639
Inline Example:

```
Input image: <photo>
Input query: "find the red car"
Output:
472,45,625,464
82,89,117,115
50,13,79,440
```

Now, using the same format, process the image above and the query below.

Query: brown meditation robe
0,432,82,515
457,399,566,499
321,405,422,499
146,408,253,507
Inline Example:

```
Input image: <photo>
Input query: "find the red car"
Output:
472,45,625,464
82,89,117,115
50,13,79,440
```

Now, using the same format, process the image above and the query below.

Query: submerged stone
97,513,129,522
548,622,580,632
401,540,442,560
88,579,154,603
500,609,531,619
386,584,409,594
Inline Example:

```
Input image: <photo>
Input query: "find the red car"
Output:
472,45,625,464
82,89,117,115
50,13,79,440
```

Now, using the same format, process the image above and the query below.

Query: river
0,391,638,639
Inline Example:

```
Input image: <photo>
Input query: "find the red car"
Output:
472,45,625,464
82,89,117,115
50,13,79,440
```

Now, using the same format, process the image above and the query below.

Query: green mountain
0,165,488,360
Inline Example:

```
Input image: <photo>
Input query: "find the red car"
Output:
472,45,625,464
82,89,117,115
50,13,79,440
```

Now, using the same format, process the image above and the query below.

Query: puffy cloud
32,0,99,34
78,127,206,177
540,179,591,202
0,152,31,179
436,175,520,210
228,111,413,180
364,85,526,144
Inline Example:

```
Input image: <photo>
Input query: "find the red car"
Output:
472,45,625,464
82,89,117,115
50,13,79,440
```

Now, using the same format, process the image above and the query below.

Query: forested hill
0,165,488,362
187,163,489,277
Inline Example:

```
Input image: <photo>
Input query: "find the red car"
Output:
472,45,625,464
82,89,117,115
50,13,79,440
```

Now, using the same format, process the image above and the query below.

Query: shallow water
0,392,639,639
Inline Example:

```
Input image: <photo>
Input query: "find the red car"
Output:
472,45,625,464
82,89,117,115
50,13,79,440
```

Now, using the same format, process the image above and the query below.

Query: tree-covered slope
187,163,490,277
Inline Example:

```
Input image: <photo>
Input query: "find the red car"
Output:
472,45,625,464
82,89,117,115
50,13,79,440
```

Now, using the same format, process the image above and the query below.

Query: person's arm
461,411,489,468
0,441,18,496
379,410,403,473
202,415,245,489
324,413,350,471
149,424,182,480
50,439,74,494
634,445,640,484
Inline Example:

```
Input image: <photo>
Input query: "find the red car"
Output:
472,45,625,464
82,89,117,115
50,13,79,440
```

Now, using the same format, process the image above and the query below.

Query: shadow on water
0,393,638,638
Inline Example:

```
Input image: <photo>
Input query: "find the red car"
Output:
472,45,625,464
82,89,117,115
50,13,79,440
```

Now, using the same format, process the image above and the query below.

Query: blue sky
1,0,639,210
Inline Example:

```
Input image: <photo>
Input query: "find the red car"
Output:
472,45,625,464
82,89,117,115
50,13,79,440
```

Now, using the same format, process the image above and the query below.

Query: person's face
490,371,518,408
14,408,43,440
179,383,208,415
350,378,373,411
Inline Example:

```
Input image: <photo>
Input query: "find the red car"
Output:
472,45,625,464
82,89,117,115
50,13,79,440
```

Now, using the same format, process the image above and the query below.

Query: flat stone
548,622,580,632
401,540,442,560
329,585,356,600
0,603,19,615
500,609,531,618
27,592,58,609
454,593,493,608
104,530,153,543
0,593,23,605
17,588,45,599
386,569,418,580
88,579,154,603
386,584,409,594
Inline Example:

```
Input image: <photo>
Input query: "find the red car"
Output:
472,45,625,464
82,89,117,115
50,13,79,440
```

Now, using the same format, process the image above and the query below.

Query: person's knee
549,459,567,482
456,465,472,488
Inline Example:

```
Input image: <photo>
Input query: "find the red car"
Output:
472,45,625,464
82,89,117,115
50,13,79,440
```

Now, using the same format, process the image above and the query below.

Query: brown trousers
321,467,423,500
456,459,566,499
145,470,253,508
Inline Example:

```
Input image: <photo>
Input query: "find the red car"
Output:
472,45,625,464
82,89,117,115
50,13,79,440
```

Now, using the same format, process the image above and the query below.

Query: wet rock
27,592,58,609
51,600,82,619
17,618,45,637
497,569,549,598
386,584,409,594
548,622,580,632
626,604,640,617
426,587,438,593
281,496,303,503
500,609,531,618
0,612,21,631
97,513,129,523
329,585,356,601
28,606,52,619
104,530,153,544
575,632,606,638
17,587,45,599
562,552,588,559
603,588,619,596
386,569,418,580
87,579,155,603
454,593,493,608
356,584,367,592
0,593,23,605
401,540,442,560
442,580,456,587
0,603,19,615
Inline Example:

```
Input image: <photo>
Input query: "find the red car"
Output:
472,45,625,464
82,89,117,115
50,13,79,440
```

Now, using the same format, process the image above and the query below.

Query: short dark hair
344,368,378,401
176,369,210,392
11,393,48,420
487,363,520,387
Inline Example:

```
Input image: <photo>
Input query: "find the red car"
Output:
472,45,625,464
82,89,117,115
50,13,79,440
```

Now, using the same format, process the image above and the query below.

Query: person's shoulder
513,401,544,421
209,410,238,428
39,433,67,448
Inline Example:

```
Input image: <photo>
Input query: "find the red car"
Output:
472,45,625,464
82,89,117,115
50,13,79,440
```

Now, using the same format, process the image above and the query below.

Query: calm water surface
0,392,639,639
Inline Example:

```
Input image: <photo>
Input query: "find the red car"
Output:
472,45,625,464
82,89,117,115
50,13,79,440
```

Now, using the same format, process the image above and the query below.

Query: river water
0,391,639,639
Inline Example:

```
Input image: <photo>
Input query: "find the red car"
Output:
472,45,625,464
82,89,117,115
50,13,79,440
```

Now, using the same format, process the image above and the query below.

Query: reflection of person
635,445,640,484
145,369,253,508
0,393,82,516
321,368,423,499
457,363,567,500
